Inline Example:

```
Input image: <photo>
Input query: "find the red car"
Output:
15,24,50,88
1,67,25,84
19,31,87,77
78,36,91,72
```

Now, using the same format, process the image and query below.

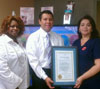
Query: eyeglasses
9,25,20,29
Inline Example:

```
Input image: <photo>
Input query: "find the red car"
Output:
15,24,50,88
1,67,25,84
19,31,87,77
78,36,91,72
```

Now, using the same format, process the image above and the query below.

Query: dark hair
39,10,54,20
0,16,25,37
77,15,100,39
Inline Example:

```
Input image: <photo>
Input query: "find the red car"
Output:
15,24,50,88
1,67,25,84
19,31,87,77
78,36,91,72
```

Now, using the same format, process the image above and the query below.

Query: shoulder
27,29,40,41
91,38,100,59
29,29,40,37
90,38,100,44
72,39,80,46
50,31,63,42
50,31,64,45
50,31,62,38
0,36,7,55
93,38,100,42
0,34,7,44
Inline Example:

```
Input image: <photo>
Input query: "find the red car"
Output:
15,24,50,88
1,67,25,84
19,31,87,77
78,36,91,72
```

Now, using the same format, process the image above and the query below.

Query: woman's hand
74,77,84,88
74,59,100,89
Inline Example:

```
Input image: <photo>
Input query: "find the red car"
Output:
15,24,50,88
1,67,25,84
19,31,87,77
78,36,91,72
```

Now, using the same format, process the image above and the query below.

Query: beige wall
34,0,97,25
0,0,99,27
0,0,34,25
97,1,100,33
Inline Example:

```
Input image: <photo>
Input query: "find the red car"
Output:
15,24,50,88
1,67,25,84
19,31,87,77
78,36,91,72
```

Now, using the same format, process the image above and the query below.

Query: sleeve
93,39,100,59
26,35,48,80
55,33,64,46
0,43,22,89
72,40,78,46
60,36,64,46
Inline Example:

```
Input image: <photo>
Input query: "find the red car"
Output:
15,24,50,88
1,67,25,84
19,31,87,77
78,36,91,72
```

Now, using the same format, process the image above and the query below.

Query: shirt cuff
42,74,48,80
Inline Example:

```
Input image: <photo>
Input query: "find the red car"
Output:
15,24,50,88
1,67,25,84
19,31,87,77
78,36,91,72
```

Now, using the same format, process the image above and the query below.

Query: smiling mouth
46,25,51,27
11,30,19,33
10,32,19,36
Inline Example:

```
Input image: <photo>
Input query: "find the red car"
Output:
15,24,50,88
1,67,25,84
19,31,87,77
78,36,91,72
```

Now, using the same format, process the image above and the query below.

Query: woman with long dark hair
73,15,100,89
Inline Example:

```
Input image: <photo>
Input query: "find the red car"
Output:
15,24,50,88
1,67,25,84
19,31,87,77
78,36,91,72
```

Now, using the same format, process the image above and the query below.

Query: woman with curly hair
0,16,30,89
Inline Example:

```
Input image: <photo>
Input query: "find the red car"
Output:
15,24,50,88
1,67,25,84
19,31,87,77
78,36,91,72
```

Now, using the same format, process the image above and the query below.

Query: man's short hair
39,10,54,20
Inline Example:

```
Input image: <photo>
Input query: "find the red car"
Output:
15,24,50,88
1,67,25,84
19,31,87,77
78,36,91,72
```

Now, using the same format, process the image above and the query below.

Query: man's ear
38,19,41,25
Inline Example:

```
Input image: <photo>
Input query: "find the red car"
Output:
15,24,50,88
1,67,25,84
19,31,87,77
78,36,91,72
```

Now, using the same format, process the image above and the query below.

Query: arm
60,36,64,46
45,33,64,88
54,33,64,46
26,34,55,89
26,35,48,80
0,44,22,89
58,34,64,46
74,59,100,88
45,77,55,89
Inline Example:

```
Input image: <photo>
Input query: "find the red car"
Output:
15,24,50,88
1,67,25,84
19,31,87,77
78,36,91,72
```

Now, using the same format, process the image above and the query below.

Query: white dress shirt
26,27,64,80
0,34,30,89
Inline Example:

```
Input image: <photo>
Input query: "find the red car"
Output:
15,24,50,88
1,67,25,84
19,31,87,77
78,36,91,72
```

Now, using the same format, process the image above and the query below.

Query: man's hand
45,77,55,89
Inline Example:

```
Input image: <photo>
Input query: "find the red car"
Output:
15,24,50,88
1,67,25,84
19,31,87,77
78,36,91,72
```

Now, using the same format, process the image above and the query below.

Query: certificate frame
51,46,78,86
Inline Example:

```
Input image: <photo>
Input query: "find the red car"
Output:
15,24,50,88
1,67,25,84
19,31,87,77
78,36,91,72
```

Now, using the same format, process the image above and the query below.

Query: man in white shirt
26,10,64,89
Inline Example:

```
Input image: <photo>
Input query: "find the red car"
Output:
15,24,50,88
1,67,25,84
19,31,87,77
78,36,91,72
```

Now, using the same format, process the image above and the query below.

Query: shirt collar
40,27,51,38
2,34,16,43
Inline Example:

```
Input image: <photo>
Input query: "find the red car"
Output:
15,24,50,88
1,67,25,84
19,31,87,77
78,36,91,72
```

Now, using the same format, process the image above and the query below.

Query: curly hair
77,15,100,39
0,16,25,37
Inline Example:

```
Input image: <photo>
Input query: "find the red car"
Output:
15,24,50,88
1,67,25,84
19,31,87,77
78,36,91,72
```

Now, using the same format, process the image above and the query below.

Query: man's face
39,13,54,32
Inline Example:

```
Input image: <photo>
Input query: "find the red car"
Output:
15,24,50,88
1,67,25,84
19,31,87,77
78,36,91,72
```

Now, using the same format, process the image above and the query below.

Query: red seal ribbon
82,47,86,51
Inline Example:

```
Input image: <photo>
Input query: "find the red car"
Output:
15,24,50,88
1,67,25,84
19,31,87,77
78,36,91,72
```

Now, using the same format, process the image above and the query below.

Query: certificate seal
58,74,62,79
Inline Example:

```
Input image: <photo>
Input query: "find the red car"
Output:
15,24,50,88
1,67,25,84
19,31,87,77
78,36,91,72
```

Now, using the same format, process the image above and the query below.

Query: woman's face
79,19,92,36
7,20,20,38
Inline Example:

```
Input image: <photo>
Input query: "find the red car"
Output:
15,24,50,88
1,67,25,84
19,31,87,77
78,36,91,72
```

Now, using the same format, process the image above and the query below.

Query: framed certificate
51,46,78,86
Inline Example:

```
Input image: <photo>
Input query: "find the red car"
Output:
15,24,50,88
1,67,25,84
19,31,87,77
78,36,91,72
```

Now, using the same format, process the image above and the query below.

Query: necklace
81,38,89,46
